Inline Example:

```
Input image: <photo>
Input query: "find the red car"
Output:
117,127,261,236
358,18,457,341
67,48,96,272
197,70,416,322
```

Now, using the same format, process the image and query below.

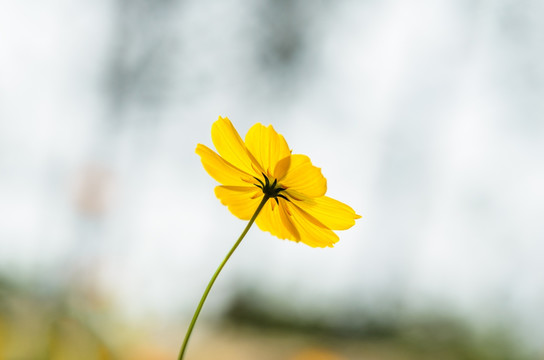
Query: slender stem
178,195,270,360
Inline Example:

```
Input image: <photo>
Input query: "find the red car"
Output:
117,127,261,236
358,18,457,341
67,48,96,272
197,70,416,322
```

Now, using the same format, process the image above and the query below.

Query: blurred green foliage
0,276,534,360
0,276,116,359
223,288,532,360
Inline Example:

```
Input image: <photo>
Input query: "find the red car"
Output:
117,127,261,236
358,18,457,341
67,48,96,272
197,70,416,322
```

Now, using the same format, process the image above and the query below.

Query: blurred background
1,0,543,359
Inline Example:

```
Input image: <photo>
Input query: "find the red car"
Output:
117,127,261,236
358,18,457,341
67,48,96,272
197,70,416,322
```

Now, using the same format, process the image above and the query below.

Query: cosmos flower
196,116,361,247
179,116,362,359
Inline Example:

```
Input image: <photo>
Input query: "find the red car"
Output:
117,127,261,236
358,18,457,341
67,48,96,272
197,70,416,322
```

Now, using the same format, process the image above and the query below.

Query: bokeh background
1,0,543,359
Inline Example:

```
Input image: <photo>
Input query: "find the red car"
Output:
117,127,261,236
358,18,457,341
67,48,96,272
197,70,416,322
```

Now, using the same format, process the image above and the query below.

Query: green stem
177,195,270,360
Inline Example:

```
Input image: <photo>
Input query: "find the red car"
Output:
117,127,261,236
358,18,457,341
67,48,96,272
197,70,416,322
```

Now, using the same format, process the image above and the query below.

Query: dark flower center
253,173,289,204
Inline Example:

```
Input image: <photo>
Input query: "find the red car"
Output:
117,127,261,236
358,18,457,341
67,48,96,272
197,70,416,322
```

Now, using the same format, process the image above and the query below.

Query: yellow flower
196,116,361,248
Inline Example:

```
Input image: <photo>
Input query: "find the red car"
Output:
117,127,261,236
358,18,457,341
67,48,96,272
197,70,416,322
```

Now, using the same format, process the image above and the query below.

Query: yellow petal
273,156,291,180
278,199,301,240
255,198,339,247
255,199,299,242
285,201,339,248
245,123,291,178
280,154,327,198
214,186,263,220
195,144,253,186
293,196,361,230
211,116,260,176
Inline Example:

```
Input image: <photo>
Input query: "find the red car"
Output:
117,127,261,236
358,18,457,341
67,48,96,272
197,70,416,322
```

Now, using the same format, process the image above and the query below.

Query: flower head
196,116,361,248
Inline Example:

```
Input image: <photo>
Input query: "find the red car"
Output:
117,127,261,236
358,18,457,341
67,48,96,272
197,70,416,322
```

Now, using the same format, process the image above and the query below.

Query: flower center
253,173,289,204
